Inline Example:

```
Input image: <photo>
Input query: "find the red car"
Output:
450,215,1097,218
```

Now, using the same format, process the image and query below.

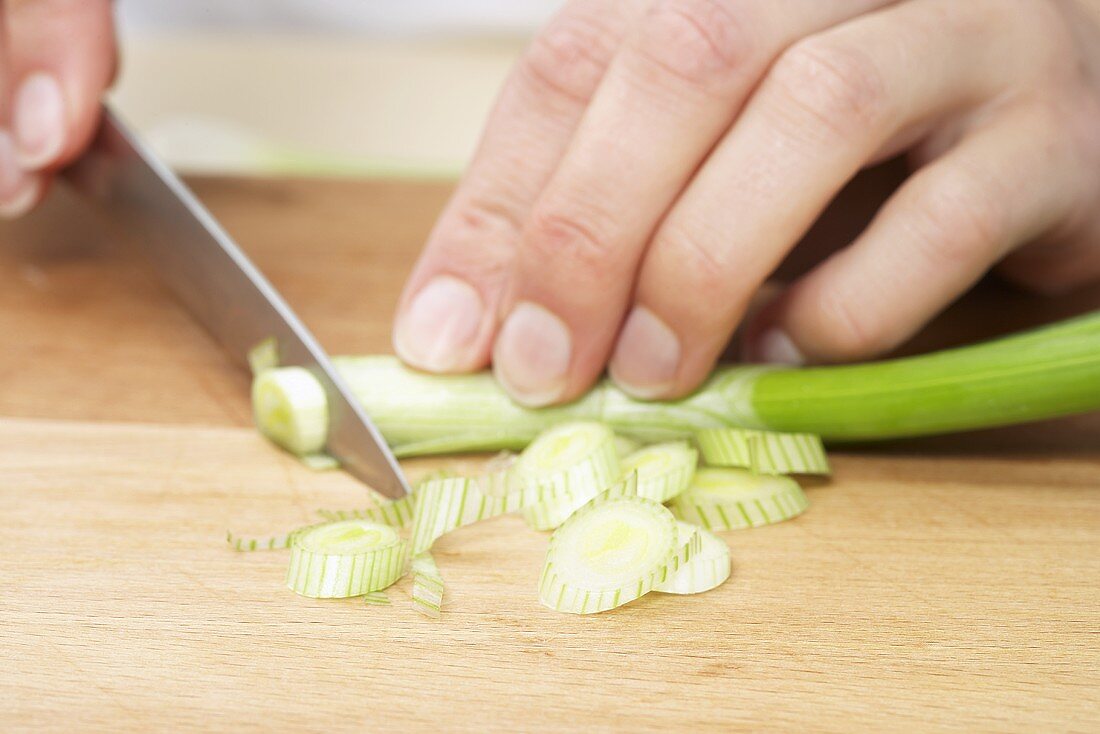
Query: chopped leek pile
231,312,1100,615
234,385,824,615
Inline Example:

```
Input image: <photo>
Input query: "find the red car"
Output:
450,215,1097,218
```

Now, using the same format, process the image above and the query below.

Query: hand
0,1,117,218
393,0,1100,406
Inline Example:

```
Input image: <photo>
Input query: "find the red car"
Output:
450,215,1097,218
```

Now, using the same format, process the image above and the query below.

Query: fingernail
394,275,485,371
493,301,571,406
14,72,66,170
609,306,680,399
0,130,40,218
750,328,804,365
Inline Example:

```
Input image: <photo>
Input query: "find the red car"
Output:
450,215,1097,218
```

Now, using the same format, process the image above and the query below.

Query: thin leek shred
317,494,416,527
539,481,702,615
411,552,445,618
227,530,296,552
363,591,391,606
696,428,829,476
286,520,409,598
655,522,731,595
669,468,809,530
247,336,280,375
410,477,519,555
301,453,340,471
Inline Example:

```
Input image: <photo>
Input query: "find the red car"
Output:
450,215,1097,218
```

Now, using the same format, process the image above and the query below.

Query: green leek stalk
329,311,1100,457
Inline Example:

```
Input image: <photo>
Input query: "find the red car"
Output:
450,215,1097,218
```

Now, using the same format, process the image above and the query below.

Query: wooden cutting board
1,178,1098,732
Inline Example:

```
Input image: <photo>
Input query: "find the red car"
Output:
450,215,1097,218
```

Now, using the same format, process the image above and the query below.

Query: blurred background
112,1,561,177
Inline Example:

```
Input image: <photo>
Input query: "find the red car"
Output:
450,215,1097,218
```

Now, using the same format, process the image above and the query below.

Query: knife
63,106,411,498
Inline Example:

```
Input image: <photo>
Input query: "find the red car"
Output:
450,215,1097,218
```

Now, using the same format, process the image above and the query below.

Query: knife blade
63,106,411,498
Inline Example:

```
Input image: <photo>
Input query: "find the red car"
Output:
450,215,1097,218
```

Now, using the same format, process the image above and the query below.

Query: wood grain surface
1,178,1098,732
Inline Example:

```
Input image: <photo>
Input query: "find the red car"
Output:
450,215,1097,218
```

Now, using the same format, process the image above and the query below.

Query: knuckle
524,204,618,274
815,288,885,359
635,0,754,92
657,224,733,280
436,197,522,282
914,167,1005,265
521,10,619,104
770,37,887,139
454,194,524,240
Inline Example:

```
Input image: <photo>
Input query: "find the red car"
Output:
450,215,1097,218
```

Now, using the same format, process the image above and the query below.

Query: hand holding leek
392,0,1100,410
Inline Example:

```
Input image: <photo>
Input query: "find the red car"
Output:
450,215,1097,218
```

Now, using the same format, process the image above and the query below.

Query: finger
0,25,40,217
6,0,117,171
0,129,43,217
746,101,1091,362
494,0,901,406
613,0,1057,397
392,0,635,374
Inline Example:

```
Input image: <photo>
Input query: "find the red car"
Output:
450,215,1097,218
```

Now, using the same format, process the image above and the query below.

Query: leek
291,312,1100,456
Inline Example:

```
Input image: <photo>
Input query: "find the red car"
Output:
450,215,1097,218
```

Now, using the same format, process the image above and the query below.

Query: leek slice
411,552,444,618
620,441,698,503
516,422,621,531
668,467,809,530
655,521,731,594
696,428,829,476
538,484,698,615
252,367,328,456
286,520,409,598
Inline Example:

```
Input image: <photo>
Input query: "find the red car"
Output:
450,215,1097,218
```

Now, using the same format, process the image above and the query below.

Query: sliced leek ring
655,521,731,595
252,367,328,456
516,422,621,531
538,483,695,615
515,421,620,492
695,427,829,476
668,467,808,530
620,441,698,503
286,520,408,598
